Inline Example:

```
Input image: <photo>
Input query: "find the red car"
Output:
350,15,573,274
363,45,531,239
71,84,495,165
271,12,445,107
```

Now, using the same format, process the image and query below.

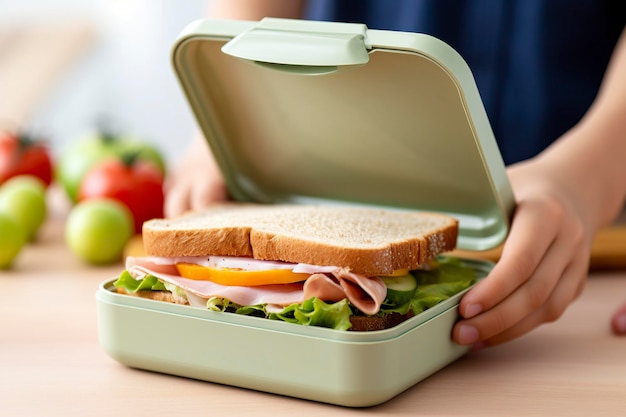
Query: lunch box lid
171,18,515,250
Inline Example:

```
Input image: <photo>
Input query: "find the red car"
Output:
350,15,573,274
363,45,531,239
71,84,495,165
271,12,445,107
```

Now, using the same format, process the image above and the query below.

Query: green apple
0,212,26,269
0,175,47,240
65,198,134,265
0,175,46,194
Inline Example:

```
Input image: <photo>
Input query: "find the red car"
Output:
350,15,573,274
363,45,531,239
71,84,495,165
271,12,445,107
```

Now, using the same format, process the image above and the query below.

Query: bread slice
349,311,416,331
142,203,458,276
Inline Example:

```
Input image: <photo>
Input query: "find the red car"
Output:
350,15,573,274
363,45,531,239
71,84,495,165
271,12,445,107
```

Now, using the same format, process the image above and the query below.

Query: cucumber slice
381,273,417,305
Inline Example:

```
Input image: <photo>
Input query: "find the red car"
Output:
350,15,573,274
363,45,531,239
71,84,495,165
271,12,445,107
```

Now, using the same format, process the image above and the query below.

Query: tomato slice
175,263,310,286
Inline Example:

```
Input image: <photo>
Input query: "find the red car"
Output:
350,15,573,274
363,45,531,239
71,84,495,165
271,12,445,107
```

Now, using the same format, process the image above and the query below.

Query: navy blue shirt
305,0,626,164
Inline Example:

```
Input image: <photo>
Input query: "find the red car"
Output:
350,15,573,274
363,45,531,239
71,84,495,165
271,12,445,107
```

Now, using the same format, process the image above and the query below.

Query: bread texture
142,203,458,276
116,287,186,304
349,311,415,331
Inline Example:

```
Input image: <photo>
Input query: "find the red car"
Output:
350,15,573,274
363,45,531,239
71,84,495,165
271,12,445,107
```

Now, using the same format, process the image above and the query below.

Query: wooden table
1,206,625,417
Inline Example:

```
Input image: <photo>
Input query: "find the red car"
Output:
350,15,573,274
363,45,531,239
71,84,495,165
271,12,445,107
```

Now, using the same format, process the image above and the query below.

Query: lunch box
96,18,515,407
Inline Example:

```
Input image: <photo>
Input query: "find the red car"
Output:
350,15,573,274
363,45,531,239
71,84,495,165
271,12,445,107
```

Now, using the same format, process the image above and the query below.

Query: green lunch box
96,17,515,407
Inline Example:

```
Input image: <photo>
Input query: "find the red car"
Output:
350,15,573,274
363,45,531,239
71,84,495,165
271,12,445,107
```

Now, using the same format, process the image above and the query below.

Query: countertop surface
1,200,625,417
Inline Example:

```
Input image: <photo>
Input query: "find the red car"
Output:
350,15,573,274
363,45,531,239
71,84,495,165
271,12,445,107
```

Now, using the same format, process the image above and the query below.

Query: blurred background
0,0,210,164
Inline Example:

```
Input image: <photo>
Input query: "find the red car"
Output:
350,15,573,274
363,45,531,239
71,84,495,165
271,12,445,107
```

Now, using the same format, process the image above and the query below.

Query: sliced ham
127,255,211,270
304,269,387,315
334,269,387,315
125,256,388,314
303,274,346,302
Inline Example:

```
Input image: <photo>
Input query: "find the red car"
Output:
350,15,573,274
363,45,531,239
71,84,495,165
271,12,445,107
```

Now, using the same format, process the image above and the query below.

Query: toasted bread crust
142,203,458,276
349,311,415,331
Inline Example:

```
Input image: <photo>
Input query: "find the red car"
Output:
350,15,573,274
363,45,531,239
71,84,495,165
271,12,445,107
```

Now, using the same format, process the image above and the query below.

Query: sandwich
114,203,477,331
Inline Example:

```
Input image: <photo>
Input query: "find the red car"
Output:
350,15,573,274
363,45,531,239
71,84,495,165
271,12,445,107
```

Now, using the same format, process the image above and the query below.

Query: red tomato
0,131,54,187
78,157,164,234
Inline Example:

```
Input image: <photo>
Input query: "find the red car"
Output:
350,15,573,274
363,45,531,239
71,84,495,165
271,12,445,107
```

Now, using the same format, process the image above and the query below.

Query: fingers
163,181,191,218
164,175,227,218
163,138,228,218
611,302,626,335
453,199,588,346
458,199,561,319
473,254,588,346
189,177,228,210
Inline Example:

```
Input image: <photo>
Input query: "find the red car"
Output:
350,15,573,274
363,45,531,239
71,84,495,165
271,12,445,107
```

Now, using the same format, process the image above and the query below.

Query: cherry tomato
78,156,164,234
56,130,166,203
0,131,53,187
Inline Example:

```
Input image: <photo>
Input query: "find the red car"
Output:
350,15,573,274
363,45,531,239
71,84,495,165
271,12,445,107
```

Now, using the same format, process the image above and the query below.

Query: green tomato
55,131,166,203
0,175,47,240
65,198,134,265
0,212,26,269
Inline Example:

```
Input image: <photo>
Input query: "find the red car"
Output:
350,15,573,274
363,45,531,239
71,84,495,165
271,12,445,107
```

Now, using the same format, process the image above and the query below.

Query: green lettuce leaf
378,257,477,316
113,256,476,330
203,296,352,330
269,298,352,331
114,271,167,292
408,257,476,315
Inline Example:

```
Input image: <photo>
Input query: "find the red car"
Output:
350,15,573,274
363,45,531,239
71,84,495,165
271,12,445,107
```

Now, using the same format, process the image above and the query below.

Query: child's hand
452,157,594,347
164,136,228,218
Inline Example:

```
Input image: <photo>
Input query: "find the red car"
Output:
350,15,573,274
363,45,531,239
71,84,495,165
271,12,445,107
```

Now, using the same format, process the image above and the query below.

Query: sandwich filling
115,255,477,331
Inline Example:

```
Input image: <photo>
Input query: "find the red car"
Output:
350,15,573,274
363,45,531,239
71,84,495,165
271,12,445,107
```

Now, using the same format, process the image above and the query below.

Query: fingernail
464,303,483,318
457,325,480,345
615,314,626,334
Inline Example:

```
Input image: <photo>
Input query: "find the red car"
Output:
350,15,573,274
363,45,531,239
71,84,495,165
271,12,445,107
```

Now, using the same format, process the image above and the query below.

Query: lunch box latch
221,17,370,75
